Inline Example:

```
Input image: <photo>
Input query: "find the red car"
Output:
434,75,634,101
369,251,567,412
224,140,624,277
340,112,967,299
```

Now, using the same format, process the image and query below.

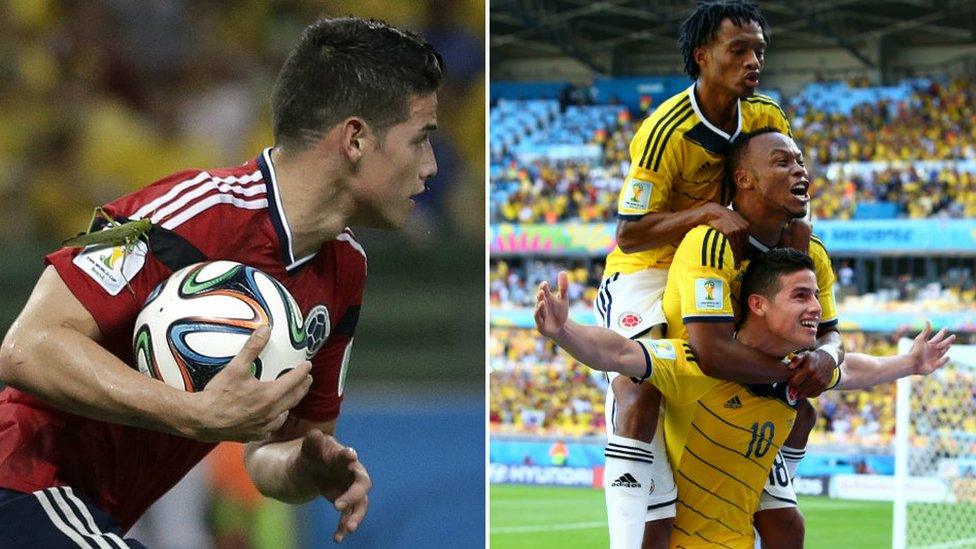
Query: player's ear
747,293,767,318
339,117,370,163
694,46,708,71
733,167,752,190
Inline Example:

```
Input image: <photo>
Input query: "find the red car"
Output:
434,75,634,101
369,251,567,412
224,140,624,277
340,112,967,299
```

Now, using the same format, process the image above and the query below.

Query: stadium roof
491,0,976,76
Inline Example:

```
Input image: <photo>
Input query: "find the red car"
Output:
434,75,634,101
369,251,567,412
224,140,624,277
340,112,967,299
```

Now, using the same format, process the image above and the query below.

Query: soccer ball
132,261,307,392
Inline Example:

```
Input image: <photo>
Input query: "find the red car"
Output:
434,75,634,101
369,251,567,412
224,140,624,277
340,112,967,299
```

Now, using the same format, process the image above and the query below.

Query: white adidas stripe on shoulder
150,177,266,225
160,194,269,230
131,169,264,222
337,231,366,259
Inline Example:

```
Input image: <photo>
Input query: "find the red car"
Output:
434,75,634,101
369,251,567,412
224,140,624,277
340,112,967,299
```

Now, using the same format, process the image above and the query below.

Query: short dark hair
727,126,782,181
739,248,815,322
679,1,769,80
271,17,444,153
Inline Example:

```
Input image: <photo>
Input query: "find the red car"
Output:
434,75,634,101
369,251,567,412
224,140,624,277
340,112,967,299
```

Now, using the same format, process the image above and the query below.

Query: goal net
894,340,976,549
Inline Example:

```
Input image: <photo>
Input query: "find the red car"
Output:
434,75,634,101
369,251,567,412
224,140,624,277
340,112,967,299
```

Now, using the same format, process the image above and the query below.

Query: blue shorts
0,487,146,548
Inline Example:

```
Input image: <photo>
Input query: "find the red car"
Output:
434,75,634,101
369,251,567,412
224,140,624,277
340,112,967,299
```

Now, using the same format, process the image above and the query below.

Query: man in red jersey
0,17,441,547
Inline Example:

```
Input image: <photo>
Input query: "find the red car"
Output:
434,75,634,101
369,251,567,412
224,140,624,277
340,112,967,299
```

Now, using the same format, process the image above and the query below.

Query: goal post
893,340,976,549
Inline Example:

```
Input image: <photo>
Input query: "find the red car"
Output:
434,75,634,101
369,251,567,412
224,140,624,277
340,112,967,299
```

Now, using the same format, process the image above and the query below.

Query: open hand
534,271,569,339
298,430,372,543
910,321,955,375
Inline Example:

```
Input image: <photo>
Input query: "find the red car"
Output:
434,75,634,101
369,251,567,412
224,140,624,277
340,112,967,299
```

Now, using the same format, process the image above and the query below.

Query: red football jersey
0,148,366,529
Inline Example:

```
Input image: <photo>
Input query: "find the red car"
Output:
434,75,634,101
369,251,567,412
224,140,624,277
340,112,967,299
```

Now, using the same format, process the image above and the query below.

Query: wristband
827,366,842,391
817,344,841,368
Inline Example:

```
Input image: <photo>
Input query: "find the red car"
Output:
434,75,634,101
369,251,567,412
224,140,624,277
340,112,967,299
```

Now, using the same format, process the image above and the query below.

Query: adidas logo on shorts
724,395,743,409
611,473,641,488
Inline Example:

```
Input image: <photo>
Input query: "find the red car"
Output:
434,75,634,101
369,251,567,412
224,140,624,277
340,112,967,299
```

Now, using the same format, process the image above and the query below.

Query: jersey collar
687,84,742,142
257,147,316,273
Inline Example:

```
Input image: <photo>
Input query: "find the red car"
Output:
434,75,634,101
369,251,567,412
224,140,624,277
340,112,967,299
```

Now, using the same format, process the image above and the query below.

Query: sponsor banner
828,474,950,502
490,463,598,487
489,220,976,257
792,475,829,497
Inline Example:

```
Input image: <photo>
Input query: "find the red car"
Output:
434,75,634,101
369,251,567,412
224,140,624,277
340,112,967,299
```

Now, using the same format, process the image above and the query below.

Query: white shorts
757,451,798,511
594,269,668,339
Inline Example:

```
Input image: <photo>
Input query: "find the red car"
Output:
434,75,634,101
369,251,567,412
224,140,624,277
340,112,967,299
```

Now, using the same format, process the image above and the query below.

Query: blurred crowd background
1,1,484,548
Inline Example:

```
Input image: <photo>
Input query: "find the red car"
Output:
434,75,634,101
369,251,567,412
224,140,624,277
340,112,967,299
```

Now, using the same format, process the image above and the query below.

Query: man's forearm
0,324,199,437
549,320,647,378
835,352,914,391
616,206,713,253
693,335,793,383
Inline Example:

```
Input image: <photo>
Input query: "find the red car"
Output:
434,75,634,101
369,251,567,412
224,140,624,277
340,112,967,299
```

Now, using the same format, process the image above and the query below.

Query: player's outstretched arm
245,418,371,543
835,322,955,391
534,271,649,378
0,266,313,442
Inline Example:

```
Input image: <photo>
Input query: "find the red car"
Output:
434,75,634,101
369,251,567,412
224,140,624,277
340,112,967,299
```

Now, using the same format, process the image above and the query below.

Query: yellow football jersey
638,338,800,549
605,86,791,275
662,225,838,340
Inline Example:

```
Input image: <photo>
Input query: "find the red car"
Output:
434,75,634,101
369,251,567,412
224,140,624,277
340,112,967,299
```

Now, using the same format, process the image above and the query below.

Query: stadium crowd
490,74,976,223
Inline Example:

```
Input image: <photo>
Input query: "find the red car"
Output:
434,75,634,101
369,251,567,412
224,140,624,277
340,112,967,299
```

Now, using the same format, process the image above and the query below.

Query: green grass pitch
489,484,892,548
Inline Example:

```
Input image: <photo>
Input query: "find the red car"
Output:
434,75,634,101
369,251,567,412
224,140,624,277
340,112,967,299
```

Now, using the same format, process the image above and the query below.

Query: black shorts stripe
701,228,716,267
639,97,691,169
647,498,678,511
653,109,695,171
676,468,751,516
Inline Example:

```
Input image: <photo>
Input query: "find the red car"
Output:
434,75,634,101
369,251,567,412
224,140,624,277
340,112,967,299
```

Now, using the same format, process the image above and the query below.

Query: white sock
781,445,806,479
604,435,656,549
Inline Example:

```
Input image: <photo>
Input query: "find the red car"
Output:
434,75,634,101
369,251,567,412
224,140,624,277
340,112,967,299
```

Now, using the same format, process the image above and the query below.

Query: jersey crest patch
618,312,642,330
647,340,676,360
622,178,652,211
304,304,331,359
694,278,724,310
72,242,148,296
